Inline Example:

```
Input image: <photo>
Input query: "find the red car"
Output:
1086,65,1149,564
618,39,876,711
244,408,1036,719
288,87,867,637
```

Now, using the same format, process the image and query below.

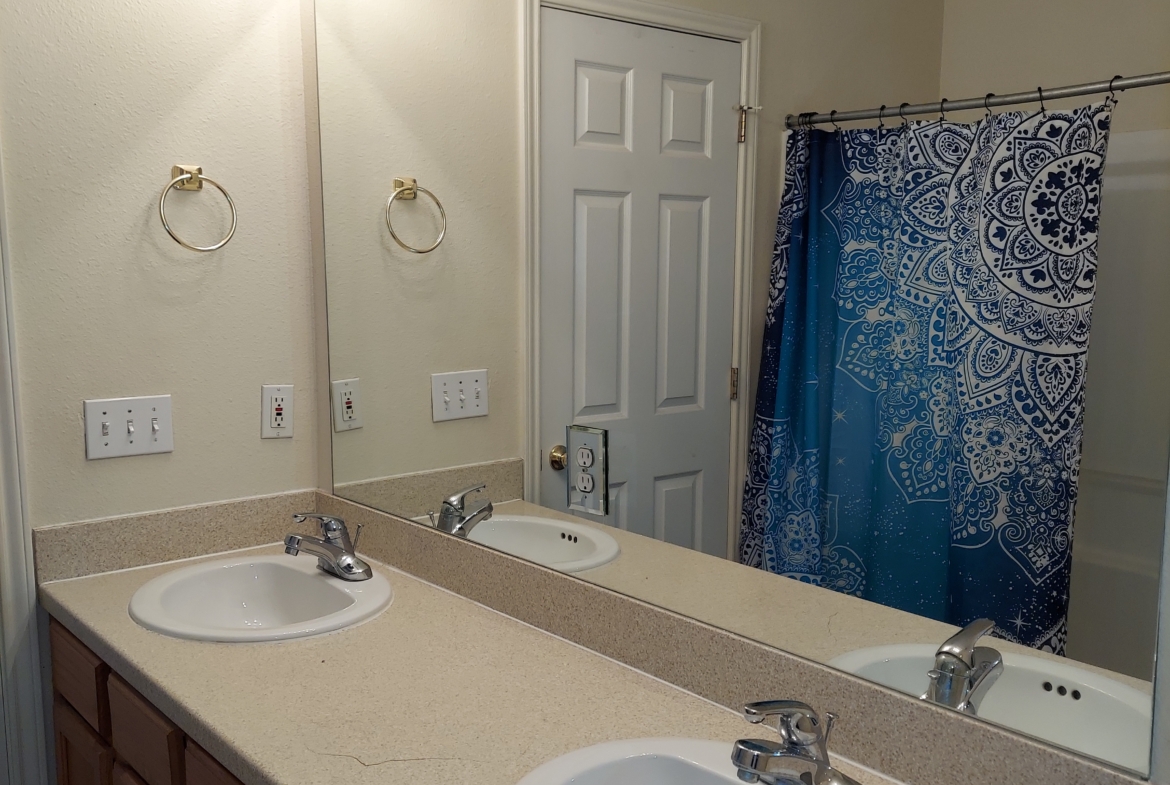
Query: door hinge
730,367,740,400
737,105,762,143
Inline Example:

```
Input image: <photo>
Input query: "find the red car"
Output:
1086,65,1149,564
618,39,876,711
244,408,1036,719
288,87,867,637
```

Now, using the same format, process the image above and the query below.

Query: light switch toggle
101,422,110,437
151,418,160,435
127,420,135,436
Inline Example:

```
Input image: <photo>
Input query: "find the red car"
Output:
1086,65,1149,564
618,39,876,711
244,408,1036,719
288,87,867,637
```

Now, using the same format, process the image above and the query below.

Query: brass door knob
549,445,568,471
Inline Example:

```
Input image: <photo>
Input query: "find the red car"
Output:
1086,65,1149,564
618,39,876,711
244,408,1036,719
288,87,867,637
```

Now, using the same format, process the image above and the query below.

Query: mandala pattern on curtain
739,101,1113,652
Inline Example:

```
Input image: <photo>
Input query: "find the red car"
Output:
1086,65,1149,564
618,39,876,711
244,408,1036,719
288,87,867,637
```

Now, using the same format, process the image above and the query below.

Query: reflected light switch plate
431,369,488,422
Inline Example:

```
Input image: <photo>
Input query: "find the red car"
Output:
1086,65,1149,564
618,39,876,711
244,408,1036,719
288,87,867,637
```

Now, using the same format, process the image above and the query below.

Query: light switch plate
567,424,608,515
261,384,294,439
331,378,363,432
431,369,488,422
84,395,174,460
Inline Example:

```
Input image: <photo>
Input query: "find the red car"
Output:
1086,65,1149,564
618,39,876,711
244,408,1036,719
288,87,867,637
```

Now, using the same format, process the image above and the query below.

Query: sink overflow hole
1042,681,1081,700
559,532,579,543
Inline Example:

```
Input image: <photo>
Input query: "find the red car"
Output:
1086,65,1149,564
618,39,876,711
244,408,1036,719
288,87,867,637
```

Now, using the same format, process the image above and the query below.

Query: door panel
656,196,707,411
540,8,740,557
573,191,630,419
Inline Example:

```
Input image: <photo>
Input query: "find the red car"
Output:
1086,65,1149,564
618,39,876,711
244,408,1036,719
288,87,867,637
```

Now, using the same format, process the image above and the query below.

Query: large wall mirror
313,0,1170,776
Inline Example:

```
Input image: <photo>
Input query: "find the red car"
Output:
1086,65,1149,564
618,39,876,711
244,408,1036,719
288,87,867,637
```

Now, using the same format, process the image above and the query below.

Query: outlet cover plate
261,384,294,439
431,369,488,422
331,378,363,432
84,395,174,460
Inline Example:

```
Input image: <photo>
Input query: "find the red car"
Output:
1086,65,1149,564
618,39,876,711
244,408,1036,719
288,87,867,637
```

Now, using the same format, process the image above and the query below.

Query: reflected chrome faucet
922,618,1003,715
284,513,372,581
429,484,493,537
731,701,860,785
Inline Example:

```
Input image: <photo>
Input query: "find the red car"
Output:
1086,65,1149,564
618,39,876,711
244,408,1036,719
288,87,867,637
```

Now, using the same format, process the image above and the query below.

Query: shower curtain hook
938,98,948,127
1108,74,1124,106
1037,86,1047,117
877,104,886,130
898,102,910,126
984,93,995,120
829,110,841,132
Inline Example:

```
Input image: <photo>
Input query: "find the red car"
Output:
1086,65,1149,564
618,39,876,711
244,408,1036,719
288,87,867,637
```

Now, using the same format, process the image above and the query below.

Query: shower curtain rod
785,70,1170,129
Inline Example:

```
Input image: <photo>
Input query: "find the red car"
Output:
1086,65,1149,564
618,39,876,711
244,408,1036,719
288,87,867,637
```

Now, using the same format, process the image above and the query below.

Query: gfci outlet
431,369,488,422
331,378,363,432
261,385,294,439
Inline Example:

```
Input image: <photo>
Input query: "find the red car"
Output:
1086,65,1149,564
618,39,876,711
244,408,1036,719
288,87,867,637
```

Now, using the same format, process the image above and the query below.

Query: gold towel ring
385,177,447,254
158,165,237,252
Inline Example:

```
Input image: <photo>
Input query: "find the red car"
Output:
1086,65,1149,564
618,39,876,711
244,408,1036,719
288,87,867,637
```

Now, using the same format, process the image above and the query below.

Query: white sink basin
466,514,620,573
518,739,739,785
830,643,1151,773
129,554,392,642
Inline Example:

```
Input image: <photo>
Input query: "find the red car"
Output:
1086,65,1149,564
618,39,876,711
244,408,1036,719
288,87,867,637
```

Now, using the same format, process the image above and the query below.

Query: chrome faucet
922,618,1003,715
284,513,372,581
732,701,860,785
429,484,493,536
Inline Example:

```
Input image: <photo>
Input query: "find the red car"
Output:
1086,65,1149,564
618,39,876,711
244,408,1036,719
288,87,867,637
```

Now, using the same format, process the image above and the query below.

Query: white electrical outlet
84,395,174,460
261,384,294,439
431,369,488,422
331,378,363,432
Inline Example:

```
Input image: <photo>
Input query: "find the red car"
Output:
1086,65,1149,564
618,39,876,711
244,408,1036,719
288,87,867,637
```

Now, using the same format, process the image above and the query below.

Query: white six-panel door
539,8,741,556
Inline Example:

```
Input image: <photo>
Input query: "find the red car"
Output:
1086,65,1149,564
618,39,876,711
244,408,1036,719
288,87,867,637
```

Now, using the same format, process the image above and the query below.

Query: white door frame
0,122,49,784
523,0,760,558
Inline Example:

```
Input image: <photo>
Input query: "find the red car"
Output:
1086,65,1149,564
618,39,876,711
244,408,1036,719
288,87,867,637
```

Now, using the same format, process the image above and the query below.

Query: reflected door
538,8,741,556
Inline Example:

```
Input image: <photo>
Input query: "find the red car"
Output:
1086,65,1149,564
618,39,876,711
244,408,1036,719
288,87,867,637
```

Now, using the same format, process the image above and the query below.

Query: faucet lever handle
742,701,825,754
443,484,486,511
292,513,348,542
938,618,996,666
351,522,364,551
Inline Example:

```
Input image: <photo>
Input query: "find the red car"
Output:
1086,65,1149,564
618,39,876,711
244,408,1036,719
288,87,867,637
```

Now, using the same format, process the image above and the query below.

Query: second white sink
830,643,1151,773
518,738,739,785
467,514,620,573
129,553,392,642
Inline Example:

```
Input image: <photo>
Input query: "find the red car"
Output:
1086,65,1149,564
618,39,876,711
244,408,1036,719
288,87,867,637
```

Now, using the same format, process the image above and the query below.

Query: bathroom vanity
38,540,890,785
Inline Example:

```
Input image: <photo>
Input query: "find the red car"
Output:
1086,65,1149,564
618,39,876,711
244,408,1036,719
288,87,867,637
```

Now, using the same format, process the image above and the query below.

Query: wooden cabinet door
54,696,113,785
112,762,148,785
108,674,184,785
185,742,243,785
51,620,112,740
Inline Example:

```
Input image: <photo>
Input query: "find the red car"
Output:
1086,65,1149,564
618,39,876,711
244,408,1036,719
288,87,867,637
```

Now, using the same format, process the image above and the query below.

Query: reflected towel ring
158,165,237,252
385,176,447,254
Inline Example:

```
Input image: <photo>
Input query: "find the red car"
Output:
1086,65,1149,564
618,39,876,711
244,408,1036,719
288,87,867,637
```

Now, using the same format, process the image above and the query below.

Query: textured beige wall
940,0,1170,131
323,0,945,485
0,0,319,526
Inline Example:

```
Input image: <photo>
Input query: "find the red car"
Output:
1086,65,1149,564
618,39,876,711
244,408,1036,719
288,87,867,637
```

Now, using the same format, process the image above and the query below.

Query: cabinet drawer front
51,620,111,739
108,674,184,785
54,696,113,785
112,762,148,785
185,742,243,785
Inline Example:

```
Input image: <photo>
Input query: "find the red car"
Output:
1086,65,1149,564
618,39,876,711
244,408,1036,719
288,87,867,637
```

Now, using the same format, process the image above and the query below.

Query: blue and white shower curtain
739,101,1113,653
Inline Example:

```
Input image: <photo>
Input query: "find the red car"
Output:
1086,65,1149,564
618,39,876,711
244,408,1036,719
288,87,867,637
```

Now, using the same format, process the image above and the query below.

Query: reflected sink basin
466,514,620,573
518,739,739,785
830,643,1151,773
129,554,392,642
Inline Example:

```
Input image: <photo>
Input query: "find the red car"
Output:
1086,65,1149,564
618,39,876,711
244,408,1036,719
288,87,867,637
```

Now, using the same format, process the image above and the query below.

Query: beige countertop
40,545,899,785
492,501,1152,694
